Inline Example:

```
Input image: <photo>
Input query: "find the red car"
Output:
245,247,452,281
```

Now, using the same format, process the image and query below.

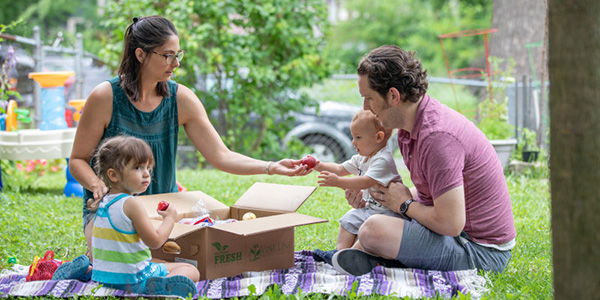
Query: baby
314,109,402,250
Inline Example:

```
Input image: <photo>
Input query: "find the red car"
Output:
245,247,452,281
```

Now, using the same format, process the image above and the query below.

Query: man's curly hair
357,45,428,103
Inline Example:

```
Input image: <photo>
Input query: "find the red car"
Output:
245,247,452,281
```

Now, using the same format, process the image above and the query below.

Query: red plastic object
193,216,214,226
439,28,498,105
176,181,187,192
26,250,64,281
65,108,74,127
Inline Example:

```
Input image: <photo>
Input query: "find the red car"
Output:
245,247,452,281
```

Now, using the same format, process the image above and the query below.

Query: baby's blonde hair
94,135,155,188
351,109,393,142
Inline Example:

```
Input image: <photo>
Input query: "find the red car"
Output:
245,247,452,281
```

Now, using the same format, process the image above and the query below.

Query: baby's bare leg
337,226,357,250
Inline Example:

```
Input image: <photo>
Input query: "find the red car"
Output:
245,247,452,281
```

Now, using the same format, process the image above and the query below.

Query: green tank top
82,77,179,211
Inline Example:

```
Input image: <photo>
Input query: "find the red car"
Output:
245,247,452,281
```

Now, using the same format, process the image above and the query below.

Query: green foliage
477,57,515,140
0,0,37,34
0,159,65,193
1,0,89,40
483,171,552,299
512,127,541,163
477,98,513,140
0,0,104,58
519,128,539,151
98,0,334,161
1,20,24,104
326,0,493,75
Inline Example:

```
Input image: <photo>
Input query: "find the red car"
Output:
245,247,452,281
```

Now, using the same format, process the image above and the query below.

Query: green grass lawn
0,162,552,299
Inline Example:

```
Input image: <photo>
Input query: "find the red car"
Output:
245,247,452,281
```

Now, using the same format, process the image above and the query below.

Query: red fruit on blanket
157,201,170,211
300,155,317,170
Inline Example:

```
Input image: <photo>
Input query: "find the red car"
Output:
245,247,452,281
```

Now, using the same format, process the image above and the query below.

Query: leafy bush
0,159,65,193
477,57,515,140
326,0,493,76
98,0,335,161
1,20,24,104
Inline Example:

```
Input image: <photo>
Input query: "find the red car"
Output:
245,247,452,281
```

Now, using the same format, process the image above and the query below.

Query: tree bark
490,0,547,81
549,1,600,299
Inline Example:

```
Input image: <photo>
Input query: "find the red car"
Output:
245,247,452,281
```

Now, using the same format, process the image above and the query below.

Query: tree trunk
549,1,600,299
490,0,547,80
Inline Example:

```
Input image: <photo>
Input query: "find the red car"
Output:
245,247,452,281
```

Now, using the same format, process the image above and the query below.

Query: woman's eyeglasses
149,50,185,65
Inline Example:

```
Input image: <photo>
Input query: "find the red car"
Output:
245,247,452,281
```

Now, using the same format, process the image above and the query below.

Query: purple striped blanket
0,251,487,299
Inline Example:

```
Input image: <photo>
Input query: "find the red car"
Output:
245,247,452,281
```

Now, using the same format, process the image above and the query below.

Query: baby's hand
317,171,339,187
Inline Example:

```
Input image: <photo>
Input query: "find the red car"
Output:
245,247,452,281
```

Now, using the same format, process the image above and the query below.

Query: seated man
332,45,516,276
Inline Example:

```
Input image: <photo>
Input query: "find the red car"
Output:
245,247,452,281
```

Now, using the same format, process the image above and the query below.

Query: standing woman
54,16,307,282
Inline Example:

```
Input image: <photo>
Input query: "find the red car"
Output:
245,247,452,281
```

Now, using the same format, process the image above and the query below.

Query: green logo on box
212,242,242,265
249,244,261,262
212,242,229,252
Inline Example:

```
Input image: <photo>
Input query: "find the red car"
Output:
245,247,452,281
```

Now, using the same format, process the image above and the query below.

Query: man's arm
404,186,465,236
376,182,465,237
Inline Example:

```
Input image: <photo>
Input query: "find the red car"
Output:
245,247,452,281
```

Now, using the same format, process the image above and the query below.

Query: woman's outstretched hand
271,159,313,176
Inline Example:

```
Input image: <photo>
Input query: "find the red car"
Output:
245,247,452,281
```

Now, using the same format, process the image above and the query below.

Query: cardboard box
139,182,327,280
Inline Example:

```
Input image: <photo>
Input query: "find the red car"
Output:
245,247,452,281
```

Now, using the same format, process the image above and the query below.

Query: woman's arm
69,82,113,201
177,84,306,176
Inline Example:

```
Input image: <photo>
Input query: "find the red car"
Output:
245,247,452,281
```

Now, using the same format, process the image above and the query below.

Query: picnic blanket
1,250,488,299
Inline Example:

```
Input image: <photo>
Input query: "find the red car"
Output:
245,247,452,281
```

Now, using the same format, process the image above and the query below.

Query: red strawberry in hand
300,155,317,170
157,201,170,211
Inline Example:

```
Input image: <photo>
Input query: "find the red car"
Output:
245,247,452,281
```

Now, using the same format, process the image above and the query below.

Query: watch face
401,199,412,213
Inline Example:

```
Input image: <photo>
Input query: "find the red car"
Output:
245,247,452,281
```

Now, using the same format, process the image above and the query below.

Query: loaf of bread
163,241,181,254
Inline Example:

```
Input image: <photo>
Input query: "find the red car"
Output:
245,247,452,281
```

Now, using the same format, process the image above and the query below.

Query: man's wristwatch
399,199,414,221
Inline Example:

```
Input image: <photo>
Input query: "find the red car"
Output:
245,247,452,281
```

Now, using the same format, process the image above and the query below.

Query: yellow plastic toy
28,71,75,88
5,100,32,132
6,100,18,131
68,99,86,122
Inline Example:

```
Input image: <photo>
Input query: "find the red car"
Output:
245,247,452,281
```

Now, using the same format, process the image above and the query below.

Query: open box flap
140,191,229,219
233,182,316,213
212,213,327,236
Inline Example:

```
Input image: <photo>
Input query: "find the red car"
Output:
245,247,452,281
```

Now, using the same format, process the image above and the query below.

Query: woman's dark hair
94,135,155,188
118,15,178,102
357,45,428,103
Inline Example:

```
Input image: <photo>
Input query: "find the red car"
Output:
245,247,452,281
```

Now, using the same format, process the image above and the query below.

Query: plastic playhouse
0,71,84,196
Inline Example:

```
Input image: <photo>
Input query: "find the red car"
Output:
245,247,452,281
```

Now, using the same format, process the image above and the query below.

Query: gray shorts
339,206,400,235
82,210,95,232
398,220,512,273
